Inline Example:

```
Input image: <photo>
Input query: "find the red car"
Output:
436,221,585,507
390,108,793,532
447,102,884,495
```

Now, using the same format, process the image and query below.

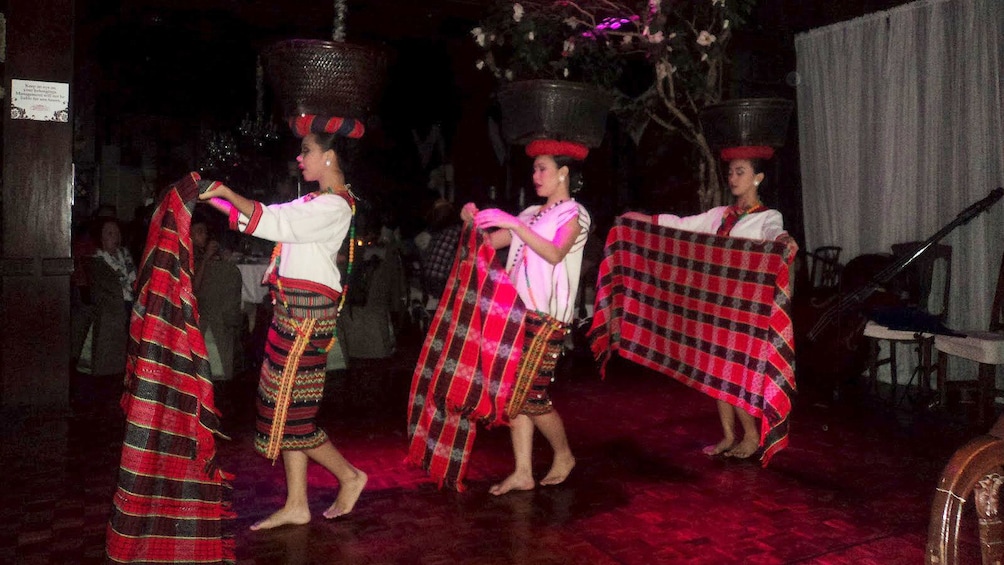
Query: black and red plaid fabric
407,226,527,491
587,217,795,465
107,172,234,564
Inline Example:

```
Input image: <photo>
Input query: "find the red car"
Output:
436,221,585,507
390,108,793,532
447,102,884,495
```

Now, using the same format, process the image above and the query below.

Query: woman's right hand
460,202,479,225
198,181,232,202
198,182,237,215
620,211,653,223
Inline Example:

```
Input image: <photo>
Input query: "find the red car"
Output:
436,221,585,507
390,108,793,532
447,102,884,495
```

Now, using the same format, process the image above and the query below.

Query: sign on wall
10,79,69,122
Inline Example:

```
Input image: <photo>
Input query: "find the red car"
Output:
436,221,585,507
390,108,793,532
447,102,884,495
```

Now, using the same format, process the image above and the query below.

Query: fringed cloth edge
108,172,235,565
587,217,795,466
406,226,527,491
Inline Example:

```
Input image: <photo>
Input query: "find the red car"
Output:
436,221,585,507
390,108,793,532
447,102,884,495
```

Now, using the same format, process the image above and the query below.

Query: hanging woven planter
497,80,613,148
260,0,386,120
261,39,386,120
698,98,794,150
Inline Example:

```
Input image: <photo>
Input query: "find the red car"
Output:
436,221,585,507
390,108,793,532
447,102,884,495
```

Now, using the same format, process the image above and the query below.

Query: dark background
71,0,917,241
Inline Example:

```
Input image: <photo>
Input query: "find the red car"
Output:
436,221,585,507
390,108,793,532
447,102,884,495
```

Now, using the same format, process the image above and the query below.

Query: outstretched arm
620,211,655,223
475,208,582,265
199,183,255,218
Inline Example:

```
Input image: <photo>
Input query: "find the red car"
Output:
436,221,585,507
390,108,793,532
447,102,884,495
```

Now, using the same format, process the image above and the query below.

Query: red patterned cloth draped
107,172,235,564
407,226,527,491
588,217,795,465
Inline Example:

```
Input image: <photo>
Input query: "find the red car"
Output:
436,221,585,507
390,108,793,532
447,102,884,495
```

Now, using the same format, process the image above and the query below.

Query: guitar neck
806,187,1003,341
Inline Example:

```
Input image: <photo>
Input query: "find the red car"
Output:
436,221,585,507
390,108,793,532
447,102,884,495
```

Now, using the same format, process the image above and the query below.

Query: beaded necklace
717,201,765,237
269,185,357,353
512,199,567,312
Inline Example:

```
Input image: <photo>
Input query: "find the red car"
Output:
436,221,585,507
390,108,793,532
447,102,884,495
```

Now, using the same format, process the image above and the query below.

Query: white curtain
796,0,1004,334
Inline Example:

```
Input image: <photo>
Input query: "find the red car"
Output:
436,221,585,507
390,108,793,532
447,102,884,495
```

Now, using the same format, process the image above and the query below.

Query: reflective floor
0,328,988,564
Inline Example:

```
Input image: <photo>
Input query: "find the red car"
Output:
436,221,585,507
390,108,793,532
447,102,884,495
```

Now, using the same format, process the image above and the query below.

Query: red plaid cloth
107,172,235,564
407,226,526,491
588,217,795,465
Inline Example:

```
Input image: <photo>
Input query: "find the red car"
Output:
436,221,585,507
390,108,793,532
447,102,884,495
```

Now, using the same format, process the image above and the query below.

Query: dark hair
727,157,768,190
552,155,585,194
311,132,360,177
748,159,767,175
90,217,122,243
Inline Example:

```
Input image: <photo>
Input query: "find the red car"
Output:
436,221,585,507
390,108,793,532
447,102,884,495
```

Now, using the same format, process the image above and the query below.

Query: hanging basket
261,39,387,120
698,98,794,150
497,80,613,147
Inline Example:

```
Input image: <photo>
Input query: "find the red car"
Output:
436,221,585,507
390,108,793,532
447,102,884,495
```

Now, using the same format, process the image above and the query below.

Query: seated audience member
192,215,243,383
338,225,407,360
419,198,463,300
78,217,136,376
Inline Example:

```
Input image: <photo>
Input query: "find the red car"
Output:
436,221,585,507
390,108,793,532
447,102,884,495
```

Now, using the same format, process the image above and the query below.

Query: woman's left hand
776,233,799,261
474,208,519,231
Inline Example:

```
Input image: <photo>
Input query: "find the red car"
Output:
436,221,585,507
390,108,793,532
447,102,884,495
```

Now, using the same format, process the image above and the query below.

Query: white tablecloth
236,262,269,304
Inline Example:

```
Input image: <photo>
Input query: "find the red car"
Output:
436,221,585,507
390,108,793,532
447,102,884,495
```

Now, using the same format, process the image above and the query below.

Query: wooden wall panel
1,0,75,409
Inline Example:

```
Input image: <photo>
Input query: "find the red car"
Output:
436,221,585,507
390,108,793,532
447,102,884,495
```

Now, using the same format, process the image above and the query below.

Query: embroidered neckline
731,202,765,217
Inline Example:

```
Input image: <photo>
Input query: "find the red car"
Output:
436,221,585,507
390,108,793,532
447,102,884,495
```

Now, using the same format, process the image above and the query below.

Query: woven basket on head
497,80,613,148
699,98,794,150
261,39,387,120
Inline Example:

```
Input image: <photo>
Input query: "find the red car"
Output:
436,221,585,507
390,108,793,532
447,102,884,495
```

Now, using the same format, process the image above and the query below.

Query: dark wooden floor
0,326,991,564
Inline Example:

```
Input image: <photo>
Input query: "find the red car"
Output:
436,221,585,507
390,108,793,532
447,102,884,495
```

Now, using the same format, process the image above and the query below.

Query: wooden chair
934,251,1004,425
807,245,843,294
927,415,1004,564
864,242,952,403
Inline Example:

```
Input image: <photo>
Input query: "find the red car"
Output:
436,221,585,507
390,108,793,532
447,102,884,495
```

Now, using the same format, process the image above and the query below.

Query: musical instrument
798,187,1004,399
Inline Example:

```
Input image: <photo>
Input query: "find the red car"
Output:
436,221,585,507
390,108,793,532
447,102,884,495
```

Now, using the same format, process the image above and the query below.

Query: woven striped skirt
254,281,340,460
507,311,568,417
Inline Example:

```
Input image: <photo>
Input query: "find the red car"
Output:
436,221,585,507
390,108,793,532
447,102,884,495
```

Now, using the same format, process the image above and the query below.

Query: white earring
754,181,760,186
559,175,566,182
325,159,331,166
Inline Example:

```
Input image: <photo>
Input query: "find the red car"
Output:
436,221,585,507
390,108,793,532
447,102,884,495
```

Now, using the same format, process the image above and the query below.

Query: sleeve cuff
228,201,264,234
228,206,241,231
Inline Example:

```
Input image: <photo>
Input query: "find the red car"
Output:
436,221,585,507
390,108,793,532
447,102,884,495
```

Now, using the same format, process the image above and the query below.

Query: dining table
236,260,269,304
235,260,269,331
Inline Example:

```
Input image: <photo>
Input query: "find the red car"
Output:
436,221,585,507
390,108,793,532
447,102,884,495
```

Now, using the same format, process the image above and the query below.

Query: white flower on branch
649,31,664,43
723,19,730,30
697,30,717,46
471,27,486,47
513,3,524,23
564,68,569,77
505,69,514,80
649,0,662,13
712,0,726,6
563,38,575,55
528,31,535,41
476,60,485,70
656,61,676,80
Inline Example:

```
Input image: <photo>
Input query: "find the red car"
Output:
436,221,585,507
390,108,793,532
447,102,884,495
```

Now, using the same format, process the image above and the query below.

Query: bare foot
323,470,368,519
250,506,311,531
702,437,734,456
725,436,759,459
540,454,575,486
489,471,535,496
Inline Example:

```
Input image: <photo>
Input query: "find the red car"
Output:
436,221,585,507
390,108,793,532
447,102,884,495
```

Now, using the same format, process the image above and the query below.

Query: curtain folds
795,0,1004,332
